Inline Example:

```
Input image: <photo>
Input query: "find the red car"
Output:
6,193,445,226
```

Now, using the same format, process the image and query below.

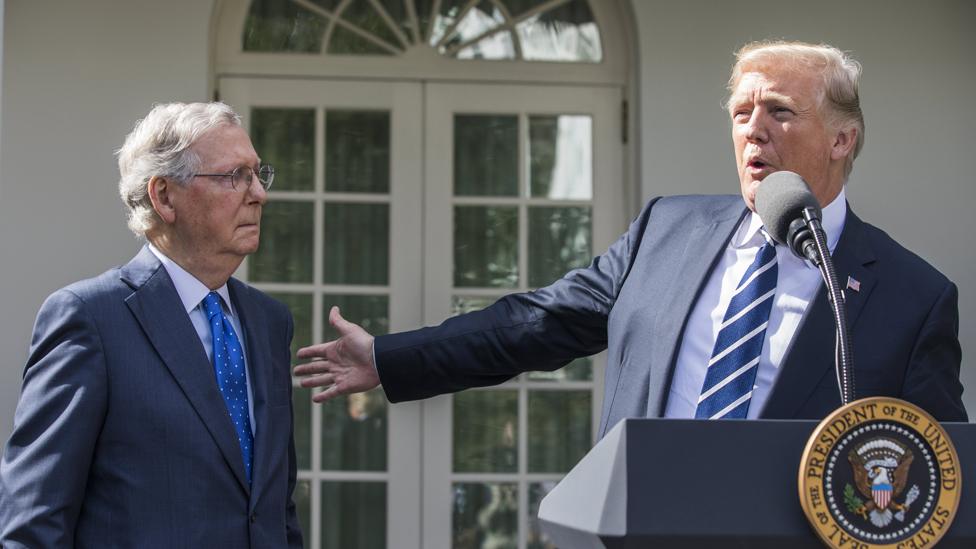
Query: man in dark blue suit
294,41,966,429
0,103,303,547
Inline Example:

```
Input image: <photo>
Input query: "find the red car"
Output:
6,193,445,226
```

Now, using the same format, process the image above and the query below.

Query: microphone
754,171,856,406
754,171,822,265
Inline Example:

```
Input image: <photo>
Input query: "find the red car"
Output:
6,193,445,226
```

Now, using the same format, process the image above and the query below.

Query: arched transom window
242,0,602,62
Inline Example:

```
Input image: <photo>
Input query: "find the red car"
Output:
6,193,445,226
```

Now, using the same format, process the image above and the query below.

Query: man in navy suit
0,103,303,547
294,41,966,429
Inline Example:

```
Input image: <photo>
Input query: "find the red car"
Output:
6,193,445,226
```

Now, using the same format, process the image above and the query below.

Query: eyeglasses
192,164,274,191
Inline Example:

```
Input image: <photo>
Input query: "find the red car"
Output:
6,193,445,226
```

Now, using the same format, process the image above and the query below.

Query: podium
538,418,976,548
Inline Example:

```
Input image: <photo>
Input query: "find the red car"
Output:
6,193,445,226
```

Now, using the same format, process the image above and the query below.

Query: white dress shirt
664,188,847,419
148,244,256,434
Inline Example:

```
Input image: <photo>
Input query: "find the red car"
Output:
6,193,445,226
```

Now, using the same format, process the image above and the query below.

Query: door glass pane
328,24,394,55
453,390,517,473
335,1,402,53
250,201,314,282
325,111,390,193
320,388,388,471
454,205,518,288
516,0,602,62
456,30,516,61
243,0,327,53
527,357,592,382
451,295,496,316
252,107,315,191
452,482,518,548
528,481,559,549
324,203,389,284
529,115,592,199
322,294,389,341
527,206,591,287
293,387,312,469
267,292,313,358
528,390,591,473
321,481,386,549
295,479,312,540
454,115,518,196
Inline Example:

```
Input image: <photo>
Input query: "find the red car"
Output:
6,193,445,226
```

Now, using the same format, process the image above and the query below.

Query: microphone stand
802,208,856,405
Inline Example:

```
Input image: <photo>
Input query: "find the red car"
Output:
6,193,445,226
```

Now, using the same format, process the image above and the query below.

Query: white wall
0,0,214,441
633,0,976,415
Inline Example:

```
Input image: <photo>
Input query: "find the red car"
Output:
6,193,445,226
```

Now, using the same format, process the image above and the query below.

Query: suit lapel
229,280,274,507
760,208,877,418
122,247,251,494
647,203,748,416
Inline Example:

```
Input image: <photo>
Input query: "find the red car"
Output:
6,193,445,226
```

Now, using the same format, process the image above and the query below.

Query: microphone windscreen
755,171,821,245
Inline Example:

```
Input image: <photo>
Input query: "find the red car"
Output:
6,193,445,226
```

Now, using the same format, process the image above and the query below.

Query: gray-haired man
0,102,303,548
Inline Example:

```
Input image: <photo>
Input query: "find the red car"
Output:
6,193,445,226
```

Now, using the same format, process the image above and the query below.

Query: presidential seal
799,397,960,549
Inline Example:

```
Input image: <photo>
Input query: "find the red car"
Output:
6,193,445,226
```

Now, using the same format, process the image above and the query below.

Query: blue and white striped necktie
695,232,778,419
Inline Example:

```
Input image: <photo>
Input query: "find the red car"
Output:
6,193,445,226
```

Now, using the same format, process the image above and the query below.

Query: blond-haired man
296,41,966,429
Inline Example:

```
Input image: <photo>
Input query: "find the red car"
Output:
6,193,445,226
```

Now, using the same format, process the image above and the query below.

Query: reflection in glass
516,0,602,62
243,0,327,52
295,479,312,541
528,390,591,473
251,108,315,192
321,388,388,471
451,295,496,316
427,0,470,46
321,481,386,549
328,24,393,55
322,294,389,341
250,201,314,283
452,483,518,548
529,115,592,199
332,0,402,54
527,356,593,381
325,111,390,193
454,115,518,196
293,384,312,470
267,293,313,358
454,206,519,288
453,390,517,473
324,203,389,285
456,31,516,60
528,206,591,287
528,481,559,549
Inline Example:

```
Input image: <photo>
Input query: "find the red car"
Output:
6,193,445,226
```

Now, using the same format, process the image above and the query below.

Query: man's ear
147,176,178,224
831,125,858,162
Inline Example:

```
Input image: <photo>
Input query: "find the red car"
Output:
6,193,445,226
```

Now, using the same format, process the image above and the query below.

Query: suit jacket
374,195,967,435
0,246,303,548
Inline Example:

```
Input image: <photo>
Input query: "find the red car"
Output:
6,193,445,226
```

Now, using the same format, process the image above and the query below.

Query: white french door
421,82,623,548
220,76,624,549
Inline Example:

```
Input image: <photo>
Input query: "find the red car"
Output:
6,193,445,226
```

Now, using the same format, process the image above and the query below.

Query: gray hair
117,102,243,236
727,40,865,177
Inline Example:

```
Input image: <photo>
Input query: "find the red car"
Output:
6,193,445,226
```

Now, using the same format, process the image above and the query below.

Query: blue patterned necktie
695,234,778,419
202,291,253,483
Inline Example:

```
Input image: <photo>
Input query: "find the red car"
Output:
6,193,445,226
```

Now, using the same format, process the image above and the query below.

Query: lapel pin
846,276,861,293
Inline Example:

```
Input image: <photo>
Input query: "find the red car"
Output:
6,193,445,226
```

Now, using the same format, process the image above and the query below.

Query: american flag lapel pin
846,276,861,293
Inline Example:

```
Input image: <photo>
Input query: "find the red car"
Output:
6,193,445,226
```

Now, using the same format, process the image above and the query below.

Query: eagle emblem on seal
846,438,920,527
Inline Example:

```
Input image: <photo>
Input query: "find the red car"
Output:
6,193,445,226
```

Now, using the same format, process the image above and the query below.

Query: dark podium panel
538,418,976,548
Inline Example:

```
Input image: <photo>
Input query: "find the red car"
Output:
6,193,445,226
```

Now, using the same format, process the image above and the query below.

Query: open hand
294,306,379,403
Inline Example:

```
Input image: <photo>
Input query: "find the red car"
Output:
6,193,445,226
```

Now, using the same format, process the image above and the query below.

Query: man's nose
744,108,769,142
246,174,268,204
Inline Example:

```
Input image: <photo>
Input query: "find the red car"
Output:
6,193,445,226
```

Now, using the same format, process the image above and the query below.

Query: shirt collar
147,244,233,315
733,186,848,254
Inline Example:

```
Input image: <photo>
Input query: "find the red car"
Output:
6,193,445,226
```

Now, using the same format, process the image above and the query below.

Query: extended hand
294,306,379,403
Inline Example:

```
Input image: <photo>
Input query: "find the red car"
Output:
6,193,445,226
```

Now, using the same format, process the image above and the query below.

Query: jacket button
250,513,257,523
